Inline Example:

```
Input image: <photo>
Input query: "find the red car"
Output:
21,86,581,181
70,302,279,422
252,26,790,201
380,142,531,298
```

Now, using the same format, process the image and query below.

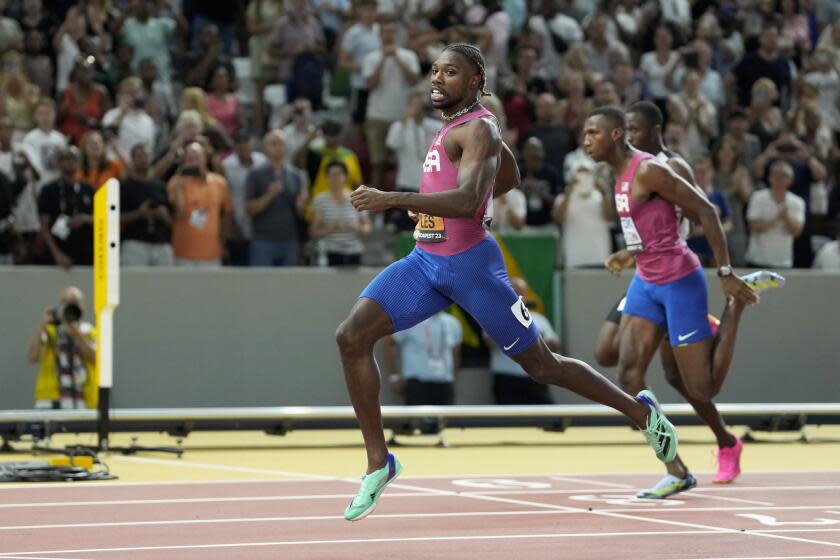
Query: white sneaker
741,270,785,293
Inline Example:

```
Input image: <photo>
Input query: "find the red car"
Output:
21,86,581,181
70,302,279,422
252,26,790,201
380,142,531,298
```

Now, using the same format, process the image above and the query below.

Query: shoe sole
637,391,678,463
346,463,404,522
713,472,740,484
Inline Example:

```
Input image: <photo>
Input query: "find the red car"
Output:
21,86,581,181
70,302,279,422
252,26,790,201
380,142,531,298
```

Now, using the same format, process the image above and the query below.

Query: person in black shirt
0,170,25,264
519,137,563,227
120,144,173,266
37,147,94,268
732,21,792,108
521,93,574,174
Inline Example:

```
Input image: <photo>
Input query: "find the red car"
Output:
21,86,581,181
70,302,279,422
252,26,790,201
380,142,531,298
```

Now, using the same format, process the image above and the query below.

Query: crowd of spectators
1,0,840,270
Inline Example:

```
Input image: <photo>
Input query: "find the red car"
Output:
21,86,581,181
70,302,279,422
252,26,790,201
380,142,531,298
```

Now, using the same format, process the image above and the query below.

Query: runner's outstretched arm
637,161,756,306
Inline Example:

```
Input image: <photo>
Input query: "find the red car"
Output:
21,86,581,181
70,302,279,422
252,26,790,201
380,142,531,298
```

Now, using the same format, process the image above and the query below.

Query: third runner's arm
636,161,757,305
350,118,500,217
666,155,704,223
493,141,520,198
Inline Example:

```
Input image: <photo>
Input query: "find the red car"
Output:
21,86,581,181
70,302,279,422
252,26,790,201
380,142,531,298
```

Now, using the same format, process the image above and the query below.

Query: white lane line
604,505,840,513
755,529,840,534
396,481,840,551
382,479,578,512
399,470,840,479
684,492,775,506
0,478,321,490
692,486,840,493
0,500,840,520
109,456,337,481
667,556,840,560
0,556,91,560
0,510,573,531
548,475,634,489
0,491,444,509
461,485,840,496
0,469,833,489
0,530,722,555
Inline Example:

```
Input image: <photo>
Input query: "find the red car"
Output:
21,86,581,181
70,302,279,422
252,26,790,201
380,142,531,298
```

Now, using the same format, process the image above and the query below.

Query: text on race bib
414,213,446,242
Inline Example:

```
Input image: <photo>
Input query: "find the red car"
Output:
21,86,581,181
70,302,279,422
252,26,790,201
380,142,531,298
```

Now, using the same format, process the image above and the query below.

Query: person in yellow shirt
26,286,98,409
292,119,362,220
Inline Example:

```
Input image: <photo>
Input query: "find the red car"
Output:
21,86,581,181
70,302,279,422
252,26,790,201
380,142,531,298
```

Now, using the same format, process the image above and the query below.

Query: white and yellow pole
93,179,120,451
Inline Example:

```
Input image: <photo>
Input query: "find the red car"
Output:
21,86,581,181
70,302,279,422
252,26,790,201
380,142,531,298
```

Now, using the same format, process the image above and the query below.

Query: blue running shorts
623,268,712,346
360,236,540,356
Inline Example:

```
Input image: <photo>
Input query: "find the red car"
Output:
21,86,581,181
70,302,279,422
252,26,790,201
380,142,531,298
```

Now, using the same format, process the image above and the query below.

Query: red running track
0,472,839,559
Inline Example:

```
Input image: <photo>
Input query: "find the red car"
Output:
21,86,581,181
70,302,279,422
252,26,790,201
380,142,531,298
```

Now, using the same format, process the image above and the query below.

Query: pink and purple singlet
412,107,496,255
360,107,539,355
615,151,712,346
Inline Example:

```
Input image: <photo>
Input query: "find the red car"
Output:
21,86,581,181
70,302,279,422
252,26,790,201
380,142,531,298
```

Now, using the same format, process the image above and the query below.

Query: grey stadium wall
0,267,837,410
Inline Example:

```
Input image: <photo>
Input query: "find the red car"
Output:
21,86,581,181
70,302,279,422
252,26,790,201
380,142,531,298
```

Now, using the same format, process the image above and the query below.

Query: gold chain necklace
441,98,480,122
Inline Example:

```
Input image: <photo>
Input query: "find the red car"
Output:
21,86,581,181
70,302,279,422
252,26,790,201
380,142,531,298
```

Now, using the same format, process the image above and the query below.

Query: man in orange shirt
167,142,232,267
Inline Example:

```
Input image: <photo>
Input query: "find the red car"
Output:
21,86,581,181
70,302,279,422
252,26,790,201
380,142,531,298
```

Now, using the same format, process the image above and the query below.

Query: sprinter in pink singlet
336,45,679,522
583,106,784,497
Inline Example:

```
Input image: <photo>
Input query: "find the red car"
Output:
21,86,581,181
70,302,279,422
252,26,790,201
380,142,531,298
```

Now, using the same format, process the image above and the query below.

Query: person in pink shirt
336,45,680,522
584,106,784,497
206,66,241,136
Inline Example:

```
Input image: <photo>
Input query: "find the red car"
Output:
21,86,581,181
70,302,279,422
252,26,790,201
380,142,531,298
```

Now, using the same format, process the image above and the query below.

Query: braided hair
443,43,491,97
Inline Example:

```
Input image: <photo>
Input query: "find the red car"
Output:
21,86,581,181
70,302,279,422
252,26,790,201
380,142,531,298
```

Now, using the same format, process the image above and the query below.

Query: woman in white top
309,160,371,266
639,25,679,101
552,165,614,269
746,160,806,269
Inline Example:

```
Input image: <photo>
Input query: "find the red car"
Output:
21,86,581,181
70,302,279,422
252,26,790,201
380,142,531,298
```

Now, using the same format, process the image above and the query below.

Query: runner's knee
516,346,559,385
616,349,645,393
335,319,371,355
594,342,618,368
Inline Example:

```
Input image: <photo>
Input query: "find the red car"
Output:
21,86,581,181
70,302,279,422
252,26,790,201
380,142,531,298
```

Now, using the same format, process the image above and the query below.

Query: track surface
1,471,839,559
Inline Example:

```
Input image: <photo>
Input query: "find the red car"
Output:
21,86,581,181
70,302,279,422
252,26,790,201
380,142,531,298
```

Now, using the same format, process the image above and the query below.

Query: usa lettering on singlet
615,179,645,252
615,150,701,284
413,108,497,256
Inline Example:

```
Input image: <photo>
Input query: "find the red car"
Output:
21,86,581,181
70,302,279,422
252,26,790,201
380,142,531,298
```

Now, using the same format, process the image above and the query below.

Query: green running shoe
344,452,403,521
637,390,678,463
636,473,697,499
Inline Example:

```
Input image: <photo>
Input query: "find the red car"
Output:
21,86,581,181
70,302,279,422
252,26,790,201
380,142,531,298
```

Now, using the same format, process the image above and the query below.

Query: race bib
413,213,446,242
619,216,645,253
189,208,208,229
426,357,447,380
51,214,71,240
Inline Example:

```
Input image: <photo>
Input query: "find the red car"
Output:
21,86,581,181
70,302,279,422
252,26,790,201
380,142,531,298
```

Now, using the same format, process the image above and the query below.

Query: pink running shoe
714,437,743,484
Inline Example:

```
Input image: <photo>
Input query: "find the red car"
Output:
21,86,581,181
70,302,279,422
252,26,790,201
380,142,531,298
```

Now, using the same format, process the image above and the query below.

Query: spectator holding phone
102,76,157,163
167,141,232,267
120,144,172,266
746,159,805,268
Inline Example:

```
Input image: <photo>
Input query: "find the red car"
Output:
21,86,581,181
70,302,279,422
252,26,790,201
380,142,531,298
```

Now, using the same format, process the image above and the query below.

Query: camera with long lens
50,302,83,325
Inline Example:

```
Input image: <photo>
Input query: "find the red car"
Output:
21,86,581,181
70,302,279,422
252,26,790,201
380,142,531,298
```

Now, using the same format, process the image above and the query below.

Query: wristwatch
717,265,733,278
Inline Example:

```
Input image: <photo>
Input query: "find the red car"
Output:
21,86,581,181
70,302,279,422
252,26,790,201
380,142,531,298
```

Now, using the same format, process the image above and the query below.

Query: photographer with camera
26,286,97,410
